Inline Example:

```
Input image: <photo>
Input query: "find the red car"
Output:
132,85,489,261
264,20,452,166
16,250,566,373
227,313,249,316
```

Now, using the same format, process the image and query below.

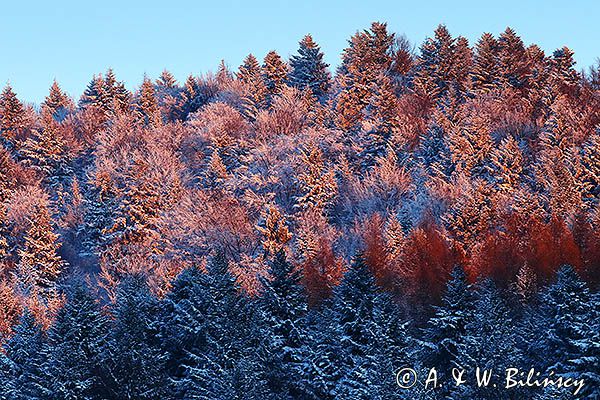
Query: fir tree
418,265,474,397
2,311,46,400
16,204,65,294
179,253,263,399
452,279,522,398
497,27,530,90
256,250,308,398
288,34,331,99
137,76,161,126
237,54,268,120
263,50,289,101
42,283,110,399
42,80,72,120
471,33,500,94
0,84,25,145
156,69,178,88
99,275,170,399
20,112,71,185
79,75,108,111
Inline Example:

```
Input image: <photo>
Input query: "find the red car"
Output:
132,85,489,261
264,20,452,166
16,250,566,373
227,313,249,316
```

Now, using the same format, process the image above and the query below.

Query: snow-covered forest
0,22,599,398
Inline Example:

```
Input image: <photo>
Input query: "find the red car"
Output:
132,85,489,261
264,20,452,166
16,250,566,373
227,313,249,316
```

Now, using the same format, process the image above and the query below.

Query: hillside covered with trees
0,22,599,399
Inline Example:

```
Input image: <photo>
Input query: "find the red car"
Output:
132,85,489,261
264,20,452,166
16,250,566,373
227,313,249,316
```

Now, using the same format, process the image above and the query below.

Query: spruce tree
2,311,46,400
237,54,268,120
497,27,530,90
79,75,108,111
256,250,308,398
16,204,65,294
0,84,25,145
42,283,110,399
179,253,265,399
99,275,170,399
417,265,474,397
452,279,522,398
137,76,161,126
288,34,331,99
20,112,71,185
329,256,395,398
471,33,500,94
42,80,72,119
263,50,289,102
529,266,599,398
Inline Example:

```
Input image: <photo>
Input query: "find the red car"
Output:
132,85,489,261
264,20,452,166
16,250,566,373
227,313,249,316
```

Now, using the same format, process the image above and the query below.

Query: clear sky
1,0,598,104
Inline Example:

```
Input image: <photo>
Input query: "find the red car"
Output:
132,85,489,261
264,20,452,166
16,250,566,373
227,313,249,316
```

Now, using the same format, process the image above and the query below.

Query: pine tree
100,275,170,399
0,84,25,144
288,34,331,99
262,50,289,101
237,54,268,120
42,283,110,399
16,204,65,294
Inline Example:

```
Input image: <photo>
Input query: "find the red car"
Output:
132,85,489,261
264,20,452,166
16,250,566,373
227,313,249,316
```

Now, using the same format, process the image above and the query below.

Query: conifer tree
20,112,71,185
412,24,456,100
418,265,474,397
178,253,263,399
0,281,21,343
16,204,65,294
528,266,599,396
79,75,108,111
498,27,530,90
137,76,161,126
549,47,580,98
156,69,178,88
288,34,331,99
237,54,268,120
471,33,500,94
1,311,46,400
256,250,308,398
100,275,170,399
104,68,131,115
452,279,522,398
42,80,72,119
42,283,110,399
0,84,25,145
328,256,391,398
336,22,395,131
262,50,289,101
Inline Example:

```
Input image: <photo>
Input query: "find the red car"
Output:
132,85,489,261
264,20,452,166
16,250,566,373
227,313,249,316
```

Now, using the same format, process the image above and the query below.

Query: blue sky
1,0,598,103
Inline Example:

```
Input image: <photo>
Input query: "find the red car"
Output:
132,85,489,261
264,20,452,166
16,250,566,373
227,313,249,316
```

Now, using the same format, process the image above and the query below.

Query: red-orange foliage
401,217,460,304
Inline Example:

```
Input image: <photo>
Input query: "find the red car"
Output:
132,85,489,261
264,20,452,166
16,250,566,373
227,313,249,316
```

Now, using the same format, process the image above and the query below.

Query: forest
0,22,599,398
